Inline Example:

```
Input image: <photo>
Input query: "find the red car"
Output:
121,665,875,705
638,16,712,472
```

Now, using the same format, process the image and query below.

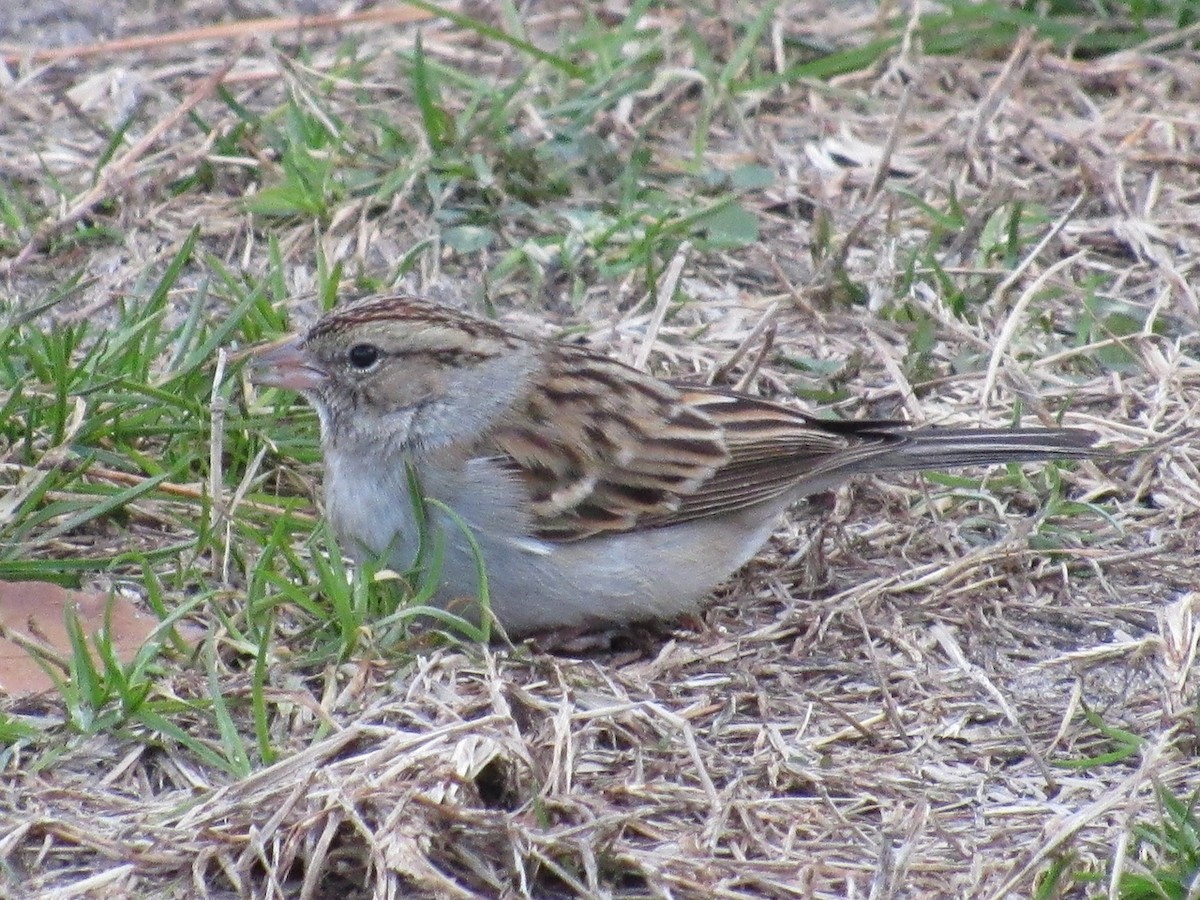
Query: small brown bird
252,295,1100,636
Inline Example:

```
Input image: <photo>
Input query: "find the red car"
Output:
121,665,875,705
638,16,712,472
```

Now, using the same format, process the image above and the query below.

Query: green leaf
696,201,759,247
730,164,775,190
443,225,496,252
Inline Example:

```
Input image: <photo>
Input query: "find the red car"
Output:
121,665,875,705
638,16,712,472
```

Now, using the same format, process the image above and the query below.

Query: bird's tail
865,425,1100,473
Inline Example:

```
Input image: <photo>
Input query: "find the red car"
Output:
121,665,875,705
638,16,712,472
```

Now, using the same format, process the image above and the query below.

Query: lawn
1,1,1197,897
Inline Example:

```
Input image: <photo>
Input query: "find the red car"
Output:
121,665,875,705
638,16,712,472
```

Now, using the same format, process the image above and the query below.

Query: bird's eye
347,343,381,370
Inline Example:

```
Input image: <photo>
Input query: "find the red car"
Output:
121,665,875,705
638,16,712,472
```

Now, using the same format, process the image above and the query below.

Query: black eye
347,343,380,370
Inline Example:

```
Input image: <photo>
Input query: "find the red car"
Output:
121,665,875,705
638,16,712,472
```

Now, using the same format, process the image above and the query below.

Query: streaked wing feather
489,364,909,539
486,351,1098,543
659,388,901,523
489,351,730,540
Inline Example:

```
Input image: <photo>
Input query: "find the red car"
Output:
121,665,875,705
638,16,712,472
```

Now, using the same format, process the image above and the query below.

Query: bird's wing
485,350,905,541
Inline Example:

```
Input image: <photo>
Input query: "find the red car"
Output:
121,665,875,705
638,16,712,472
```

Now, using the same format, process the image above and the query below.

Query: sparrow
250,294,1101,636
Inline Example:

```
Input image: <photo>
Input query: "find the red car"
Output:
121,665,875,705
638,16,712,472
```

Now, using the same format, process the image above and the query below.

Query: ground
0,1,1198,898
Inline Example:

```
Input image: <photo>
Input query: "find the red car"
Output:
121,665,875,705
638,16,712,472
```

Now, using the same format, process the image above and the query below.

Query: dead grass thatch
1,1,1198,898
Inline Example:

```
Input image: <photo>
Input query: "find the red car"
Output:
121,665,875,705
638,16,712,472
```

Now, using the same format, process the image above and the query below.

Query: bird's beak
248,336,328,392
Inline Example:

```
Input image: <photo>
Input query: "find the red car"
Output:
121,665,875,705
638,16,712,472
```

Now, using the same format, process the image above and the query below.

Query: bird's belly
325,456,786,635
452,507,785,635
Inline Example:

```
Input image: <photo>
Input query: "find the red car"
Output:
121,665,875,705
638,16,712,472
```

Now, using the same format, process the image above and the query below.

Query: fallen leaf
0,580,160,696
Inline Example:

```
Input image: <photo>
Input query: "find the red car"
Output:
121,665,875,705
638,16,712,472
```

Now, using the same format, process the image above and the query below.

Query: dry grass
1,1,1198,898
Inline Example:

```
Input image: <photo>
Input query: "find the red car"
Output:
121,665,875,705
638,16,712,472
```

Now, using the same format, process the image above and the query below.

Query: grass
0,0,1197,896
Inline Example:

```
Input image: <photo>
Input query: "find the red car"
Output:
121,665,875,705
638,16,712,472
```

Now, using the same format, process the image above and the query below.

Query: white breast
325,453,789,635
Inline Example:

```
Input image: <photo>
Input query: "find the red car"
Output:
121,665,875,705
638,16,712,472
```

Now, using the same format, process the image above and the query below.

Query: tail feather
868,426,1100,473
